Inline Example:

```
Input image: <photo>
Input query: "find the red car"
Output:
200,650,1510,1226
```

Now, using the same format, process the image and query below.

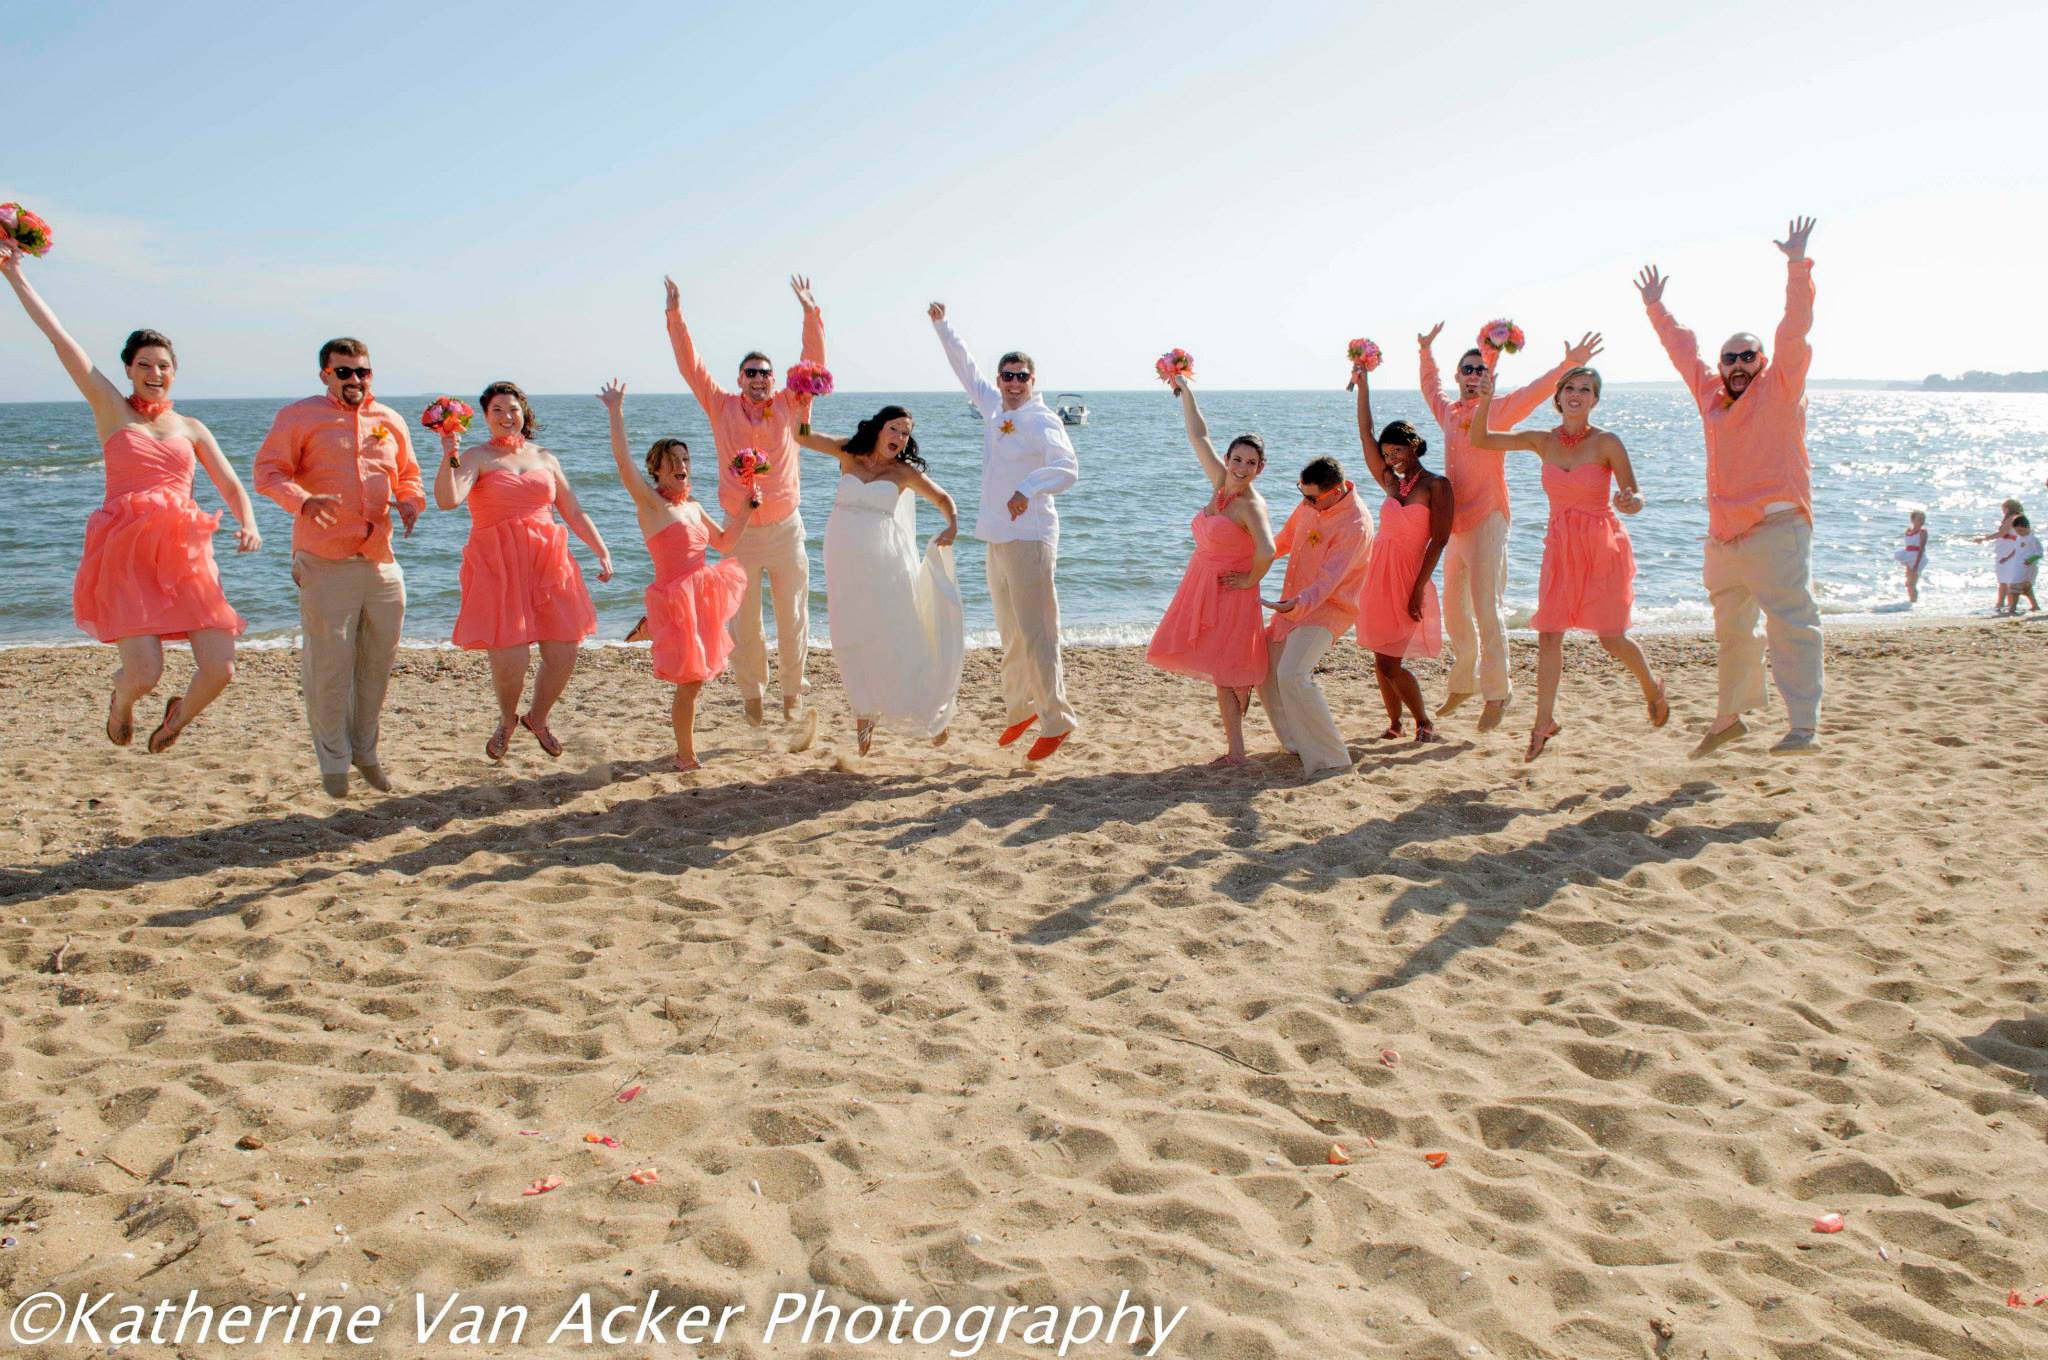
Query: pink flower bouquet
784,361,834,398
729,448,771,480
0,202,53,258
1154,348,1194,386
420,396,476,436
1477,318,1526,356
1347,338,1382,373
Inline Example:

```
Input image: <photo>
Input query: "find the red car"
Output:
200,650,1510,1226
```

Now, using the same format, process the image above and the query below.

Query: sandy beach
1,621,2044,1359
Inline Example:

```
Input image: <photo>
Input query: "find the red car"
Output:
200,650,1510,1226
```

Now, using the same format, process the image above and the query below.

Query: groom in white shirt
929,302,1080,760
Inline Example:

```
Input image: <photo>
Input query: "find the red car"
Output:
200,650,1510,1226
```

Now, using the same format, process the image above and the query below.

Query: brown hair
1378,420,1428,459
319,337,367,369
478,380,538,438
738,351,771,374
998,350,1035,377
645,437,689,483
1225,433,1266,468
1552,365,1604,410
1300,456,1343,490
121,329,177,368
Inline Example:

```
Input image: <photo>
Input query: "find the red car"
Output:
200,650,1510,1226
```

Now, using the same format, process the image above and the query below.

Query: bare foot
1647,676,1670,728
1525,721,1561,762
1207,752,1248,767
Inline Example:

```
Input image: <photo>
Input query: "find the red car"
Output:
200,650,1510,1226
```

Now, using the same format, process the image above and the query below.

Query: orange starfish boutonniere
1306,529,1323,547
366,424,396,449
998,418,1016,436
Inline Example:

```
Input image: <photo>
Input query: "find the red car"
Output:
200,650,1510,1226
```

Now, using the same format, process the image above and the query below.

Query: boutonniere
366,424,396,448
1306,529,1322,547
998,418,1016,436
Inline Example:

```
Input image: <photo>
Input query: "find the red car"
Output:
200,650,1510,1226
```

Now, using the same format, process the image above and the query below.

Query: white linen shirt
933,317,1080,545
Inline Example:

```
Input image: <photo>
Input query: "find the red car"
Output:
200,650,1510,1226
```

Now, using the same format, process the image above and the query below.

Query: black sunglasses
741,366,773,378
329,365,373,381
1721,349,1759,365
998,370,1032,383
1457,364,1487,377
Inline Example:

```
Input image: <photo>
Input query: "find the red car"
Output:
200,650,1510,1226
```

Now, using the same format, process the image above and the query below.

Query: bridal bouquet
0,202,53,258
1154,348,1194,386
1477,318,1525,356
1347,338,1382,373
420,396,476,436
785,361,833,398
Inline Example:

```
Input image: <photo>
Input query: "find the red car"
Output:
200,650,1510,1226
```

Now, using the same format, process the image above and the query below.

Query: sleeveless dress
1355,493,1442,658
73,427,245,643
822,474,965,735
1530,462,1635,635
452,466,597,649
1146,491,1267,687
1892,528,1927,567
643,513,747,684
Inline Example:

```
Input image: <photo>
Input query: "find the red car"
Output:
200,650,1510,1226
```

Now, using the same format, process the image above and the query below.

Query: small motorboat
1055,394,1089,426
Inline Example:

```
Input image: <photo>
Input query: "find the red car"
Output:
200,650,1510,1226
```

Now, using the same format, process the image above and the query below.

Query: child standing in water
1893,510,1928,604
1981,499,2023,612
2002,514,2041,614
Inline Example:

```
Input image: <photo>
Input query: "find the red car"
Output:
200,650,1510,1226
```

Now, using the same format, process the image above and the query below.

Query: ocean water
1,387,2041,648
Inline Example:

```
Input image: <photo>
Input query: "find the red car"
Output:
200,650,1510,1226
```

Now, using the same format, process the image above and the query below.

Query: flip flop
1415,721,1440,744
485,722,512,762
106,690,133,747
856,718,875,756
520,713,562,758
1525,721,1561,762
1647,676,1670,728
146,697,183,754
1380,722,1404,740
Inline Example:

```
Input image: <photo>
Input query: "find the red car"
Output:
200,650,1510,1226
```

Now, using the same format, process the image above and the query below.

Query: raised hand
1634,266,1667,306
599,378,626,411
790,274,818,311
1418,320,1444,349
439,427,461,461
927,301,946,323
0,240,20,279
663,276,680,310
1564,331,1605,365
1775,215,1817,261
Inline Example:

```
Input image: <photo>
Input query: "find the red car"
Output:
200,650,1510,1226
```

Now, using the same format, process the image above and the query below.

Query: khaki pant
729,513,810,706
294,552,405,775
986,538,1077,738
1702,512,1824,731
1257,624,1348,773
1442,510,1511,702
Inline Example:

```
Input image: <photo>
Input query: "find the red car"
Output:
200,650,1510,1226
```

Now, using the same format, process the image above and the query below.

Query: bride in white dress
795,405,965,753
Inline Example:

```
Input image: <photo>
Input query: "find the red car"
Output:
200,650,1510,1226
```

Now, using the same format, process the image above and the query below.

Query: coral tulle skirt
1146,508,1269,688
1354,496,1441,658
643,517,746,685
73,429,245,643
453,469,597,650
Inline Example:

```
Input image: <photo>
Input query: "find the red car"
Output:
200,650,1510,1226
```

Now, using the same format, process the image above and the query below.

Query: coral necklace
128,393,173,420
488,433,525,451
1395,468,1423,500
1556,424,1595,449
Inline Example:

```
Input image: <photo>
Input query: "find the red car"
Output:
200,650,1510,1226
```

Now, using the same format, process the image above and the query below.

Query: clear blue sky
2,0,2040,399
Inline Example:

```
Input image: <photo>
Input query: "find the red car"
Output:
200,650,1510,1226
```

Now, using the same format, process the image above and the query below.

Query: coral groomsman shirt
253,395,423,563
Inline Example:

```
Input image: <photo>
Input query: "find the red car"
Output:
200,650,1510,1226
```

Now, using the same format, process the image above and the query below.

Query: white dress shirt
933,317,1080,545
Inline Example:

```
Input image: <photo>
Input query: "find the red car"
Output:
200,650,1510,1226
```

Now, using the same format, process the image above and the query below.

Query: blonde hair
1552,366,1603,410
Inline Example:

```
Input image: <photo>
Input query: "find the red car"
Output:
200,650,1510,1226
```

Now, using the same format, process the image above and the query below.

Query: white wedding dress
823,474,965,736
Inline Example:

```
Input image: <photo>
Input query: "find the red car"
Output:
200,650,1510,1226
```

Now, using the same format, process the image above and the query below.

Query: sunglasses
1299,485,1335,503
998,370,1032,383
1721,350,1759,365
741,366,774,378
329,365,373,381
1458,364,1488,377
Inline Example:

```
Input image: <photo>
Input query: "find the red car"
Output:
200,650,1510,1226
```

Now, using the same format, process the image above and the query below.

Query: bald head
1718,331,1766,399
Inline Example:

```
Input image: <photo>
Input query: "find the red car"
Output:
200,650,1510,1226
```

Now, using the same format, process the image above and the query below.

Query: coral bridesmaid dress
1530,463,1635,635
642,513,747,684
452,466,597,649
1146,492,1268,688
1354,494,1442,658
73,427,245,643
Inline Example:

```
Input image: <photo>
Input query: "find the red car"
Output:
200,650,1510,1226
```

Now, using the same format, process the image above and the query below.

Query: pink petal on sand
522,1175,564,1196
626,1168,659,1185
1379,1049,1400,1068
1813,1213,1846,1234
1327,1144,1350,1166
1425,1152,1448,1168
517,1130,543,1137
616,1084,642,1103
585,1133,620,1149
2007,1290,2027,1308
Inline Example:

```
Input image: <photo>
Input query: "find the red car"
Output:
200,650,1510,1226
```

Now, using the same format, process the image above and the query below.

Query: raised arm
188,420,262,552
1415,321,1452,428
1493,332,1604,428
792,274,825,366
1353,365,1393,494
547,454,613,582
1636,265,1711,401
433,429,479,510
928,302,998,413
663,276,725,408
1466,371,1550,455
1770,216,1817,391
1173,379,1226,488
794,427,852,461
599,379,665,516
0,244,129,430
